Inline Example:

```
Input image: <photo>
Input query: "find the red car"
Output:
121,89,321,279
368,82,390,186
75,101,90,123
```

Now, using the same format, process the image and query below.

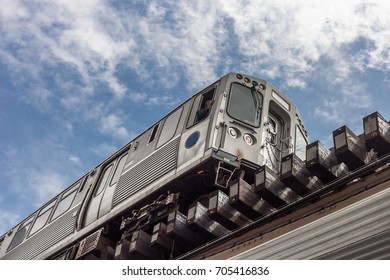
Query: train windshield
227,83,262,127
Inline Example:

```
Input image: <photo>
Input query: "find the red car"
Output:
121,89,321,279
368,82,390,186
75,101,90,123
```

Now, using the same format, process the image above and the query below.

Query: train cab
208,73,308,176
174,72,309,190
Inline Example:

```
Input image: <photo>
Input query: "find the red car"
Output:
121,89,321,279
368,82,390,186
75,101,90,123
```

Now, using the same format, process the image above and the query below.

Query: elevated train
0,72,311,259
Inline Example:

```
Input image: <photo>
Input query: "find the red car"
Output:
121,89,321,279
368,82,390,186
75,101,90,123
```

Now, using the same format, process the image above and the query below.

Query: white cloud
126,91,176,107
26,171,66,208
68,154,82,166
2,1,390,161
129,92,148,103
215,1,390,99
90,142,118,158
62,122,74,135
5,166,69,210
314,101,341,125
313,76,373,128
1,133,86,214
99,113,130,140
103,72,127,99
2,0,390,93
0,209,21,235
21,87,53,111
1,0,388,111
0,0,27,18
0,0,134,99
2,0,390,132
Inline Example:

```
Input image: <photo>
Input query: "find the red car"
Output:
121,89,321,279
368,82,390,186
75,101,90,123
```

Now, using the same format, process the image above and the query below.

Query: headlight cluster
228,126,256,145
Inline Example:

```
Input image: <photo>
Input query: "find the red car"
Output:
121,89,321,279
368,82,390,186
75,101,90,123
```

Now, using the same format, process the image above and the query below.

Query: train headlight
228,127,240,139
243,133,256,145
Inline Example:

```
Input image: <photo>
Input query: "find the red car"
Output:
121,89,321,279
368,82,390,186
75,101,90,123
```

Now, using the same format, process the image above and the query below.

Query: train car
0,72,309,260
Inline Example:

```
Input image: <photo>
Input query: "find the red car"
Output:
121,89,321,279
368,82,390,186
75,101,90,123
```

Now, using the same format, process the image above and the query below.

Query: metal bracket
215,161,237,188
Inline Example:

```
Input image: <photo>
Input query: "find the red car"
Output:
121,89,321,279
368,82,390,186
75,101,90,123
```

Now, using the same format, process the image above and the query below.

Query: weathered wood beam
151,223,173,253
254,165,299,207
150,222,184,258
306,140,349,183
114,238,131,260
165,209,206,248
229,177,274,219
186,201,230,239
208,190,251,230
280,153,322,196
364,111,390,156
333,126,367,170
128,229,159,259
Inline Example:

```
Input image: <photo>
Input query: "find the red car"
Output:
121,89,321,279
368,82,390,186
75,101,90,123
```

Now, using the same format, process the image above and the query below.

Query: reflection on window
7,216,34,252
51,182,80,222
8,228,28,251
157,107,183,148
295,126,307,160
95,164,113,196
29,211,50,236
28,200,56,237
110,153,128,186
187,88,215,128
51,195,74,221
227,83,262,127
148,123,160,144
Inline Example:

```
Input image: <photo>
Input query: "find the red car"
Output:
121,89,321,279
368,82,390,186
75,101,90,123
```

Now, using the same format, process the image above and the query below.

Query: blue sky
1,0,390,235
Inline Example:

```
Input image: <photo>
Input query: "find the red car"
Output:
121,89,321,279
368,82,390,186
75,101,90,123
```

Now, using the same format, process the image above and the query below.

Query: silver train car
0,72,309,260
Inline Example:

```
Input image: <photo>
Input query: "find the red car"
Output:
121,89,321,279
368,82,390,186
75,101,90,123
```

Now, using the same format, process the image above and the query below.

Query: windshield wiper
251,86,262,123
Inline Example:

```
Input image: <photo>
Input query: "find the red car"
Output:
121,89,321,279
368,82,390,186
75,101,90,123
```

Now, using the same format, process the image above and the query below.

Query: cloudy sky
1,0,390,235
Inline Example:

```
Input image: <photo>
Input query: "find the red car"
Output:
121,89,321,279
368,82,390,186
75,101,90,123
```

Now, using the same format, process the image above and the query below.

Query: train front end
209,73,309,187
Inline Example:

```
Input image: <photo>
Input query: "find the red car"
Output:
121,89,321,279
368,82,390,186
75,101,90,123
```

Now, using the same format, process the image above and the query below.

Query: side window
51,182,81,222
295,125,307,160
28,200,56,237
186,88,215,128
0,235,4,250
94,164,113,196
7,215,35,252
110,153,128,187
156,107,183,148
148,123,160,144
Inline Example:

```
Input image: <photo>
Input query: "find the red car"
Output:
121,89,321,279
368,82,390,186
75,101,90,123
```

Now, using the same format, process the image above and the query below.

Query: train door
82,151,128,226
263,112,283,171
82,163,113,227
98,152,128,218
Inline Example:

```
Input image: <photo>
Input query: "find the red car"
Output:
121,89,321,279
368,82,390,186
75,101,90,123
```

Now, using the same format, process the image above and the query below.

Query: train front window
227,83,262,127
